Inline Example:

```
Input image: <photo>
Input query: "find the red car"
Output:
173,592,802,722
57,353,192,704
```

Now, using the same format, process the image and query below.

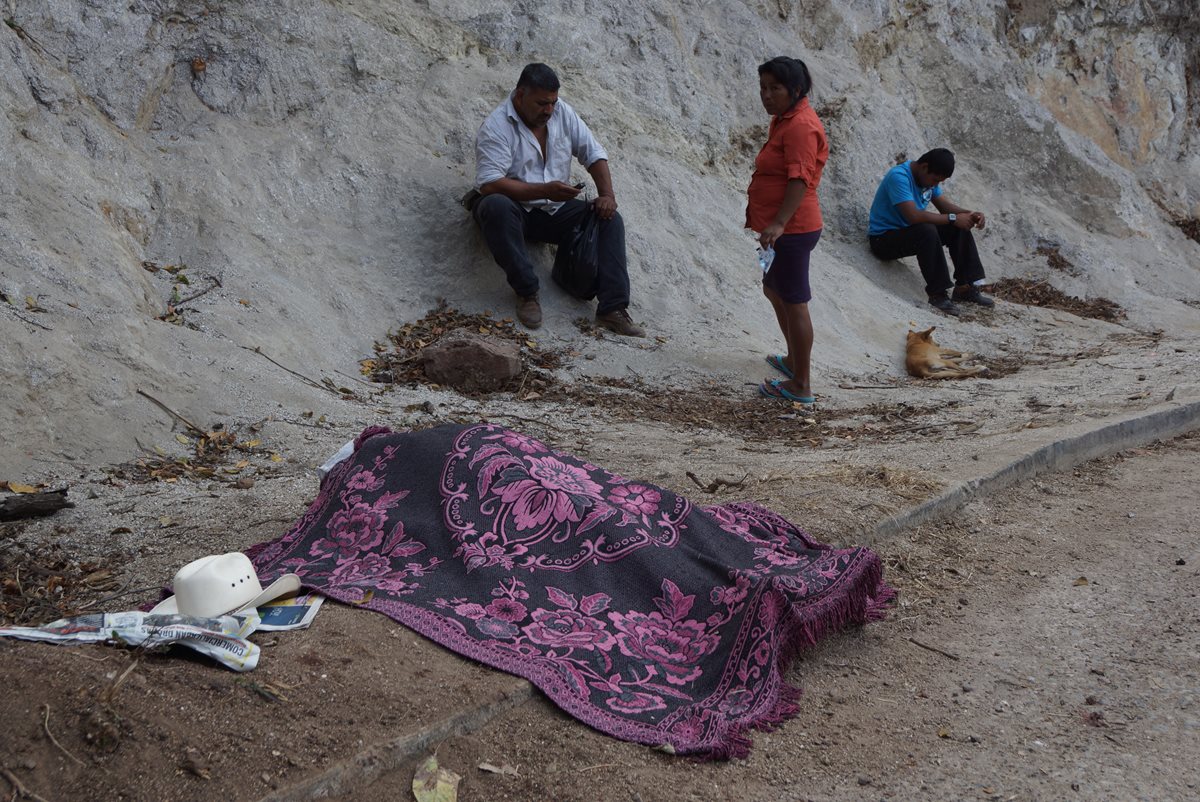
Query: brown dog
905,326,987,379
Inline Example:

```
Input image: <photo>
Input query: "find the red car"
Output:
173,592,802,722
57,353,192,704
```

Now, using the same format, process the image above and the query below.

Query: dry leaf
1073,576,1089,586
477,762,518,777
937,727,950,738
83,569,114,586
412,755,461,802
175,434,192,445
6,482,38,494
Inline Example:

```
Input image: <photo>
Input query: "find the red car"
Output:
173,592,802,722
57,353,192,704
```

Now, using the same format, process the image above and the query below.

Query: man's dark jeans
474,194,631,315
869,223,985,297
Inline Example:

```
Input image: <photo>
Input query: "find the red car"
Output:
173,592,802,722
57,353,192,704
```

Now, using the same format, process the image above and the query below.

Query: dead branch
41,704,86,766
907,637,960,661
0,489,73,522
78,582,161,612
172,276,222,309
239,345,329,392
838,384,899,390
1,305,53,331
334,368,378,388
135,389,205,435
100,659,139,705
1,766,52,802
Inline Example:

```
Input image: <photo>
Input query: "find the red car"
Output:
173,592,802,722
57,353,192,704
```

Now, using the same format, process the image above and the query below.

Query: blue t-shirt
867,161,943,236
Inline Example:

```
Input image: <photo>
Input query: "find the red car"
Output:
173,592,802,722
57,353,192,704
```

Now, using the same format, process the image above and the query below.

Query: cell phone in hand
573,182,585,189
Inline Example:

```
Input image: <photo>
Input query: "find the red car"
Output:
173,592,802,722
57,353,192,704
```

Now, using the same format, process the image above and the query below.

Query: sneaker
595,308,646,338
516,294,542,329
928,294,963,317
953,285,995,307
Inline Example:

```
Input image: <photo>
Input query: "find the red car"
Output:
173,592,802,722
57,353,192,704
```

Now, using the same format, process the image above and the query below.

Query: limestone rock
420,332,520,393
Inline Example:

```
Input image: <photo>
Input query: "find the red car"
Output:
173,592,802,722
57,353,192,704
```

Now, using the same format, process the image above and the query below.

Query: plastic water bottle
757,246,775,274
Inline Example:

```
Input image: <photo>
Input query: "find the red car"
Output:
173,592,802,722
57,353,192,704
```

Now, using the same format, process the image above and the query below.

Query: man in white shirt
473,63,644,337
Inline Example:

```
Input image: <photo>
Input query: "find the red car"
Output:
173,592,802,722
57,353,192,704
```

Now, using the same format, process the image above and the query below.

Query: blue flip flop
759,378,816,405
765,354,794,380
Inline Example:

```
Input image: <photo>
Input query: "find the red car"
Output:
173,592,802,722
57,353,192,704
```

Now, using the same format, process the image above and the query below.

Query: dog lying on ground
905,326,987,379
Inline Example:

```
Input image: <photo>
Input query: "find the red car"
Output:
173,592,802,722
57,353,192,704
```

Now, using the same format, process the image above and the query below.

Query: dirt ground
1,302,1198,801
1,419,1197,801
360,432,1200,802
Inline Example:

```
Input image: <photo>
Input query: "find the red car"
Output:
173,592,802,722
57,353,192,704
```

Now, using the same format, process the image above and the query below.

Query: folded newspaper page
250,592,325,631
0,611,262,672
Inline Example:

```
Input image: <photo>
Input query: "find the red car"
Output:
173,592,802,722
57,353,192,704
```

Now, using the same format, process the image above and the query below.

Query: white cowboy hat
150,552,301,618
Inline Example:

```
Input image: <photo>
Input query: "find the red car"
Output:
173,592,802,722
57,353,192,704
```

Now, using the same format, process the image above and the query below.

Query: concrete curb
256,399,1200,801
870,399,1200,542
256,678,534,802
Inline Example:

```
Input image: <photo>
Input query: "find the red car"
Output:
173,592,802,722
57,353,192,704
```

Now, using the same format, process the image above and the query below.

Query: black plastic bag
459,188,482,212
552,206,600,300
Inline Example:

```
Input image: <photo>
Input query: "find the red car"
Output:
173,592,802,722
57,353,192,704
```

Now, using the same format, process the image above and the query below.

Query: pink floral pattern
248,425,893,760
608,484,662,517
442,426,690,571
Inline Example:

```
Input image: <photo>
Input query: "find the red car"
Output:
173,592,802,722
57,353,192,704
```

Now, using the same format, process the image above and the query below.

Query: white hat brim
148,595,180,615
148,573,302,618
235,573,302,613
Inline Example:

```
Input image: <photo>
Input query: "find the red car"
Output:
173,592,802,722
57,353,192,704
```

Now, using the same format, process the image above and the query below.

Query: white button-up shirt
474,93,608,214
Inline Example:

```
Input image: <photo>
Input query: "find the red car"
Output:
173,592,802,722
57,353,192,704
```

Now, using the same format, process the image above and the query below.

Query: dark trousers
869,223,985,297
473,194,631,315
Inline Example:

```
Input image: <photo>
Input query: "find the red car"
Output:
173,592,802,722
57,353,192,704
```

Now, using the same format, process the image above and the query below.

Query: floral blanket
248,424,893,758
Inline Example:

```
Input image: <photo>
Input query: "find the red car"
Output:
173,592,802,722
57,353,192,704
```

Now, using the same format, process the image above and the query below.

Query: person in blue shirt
867,148,994,316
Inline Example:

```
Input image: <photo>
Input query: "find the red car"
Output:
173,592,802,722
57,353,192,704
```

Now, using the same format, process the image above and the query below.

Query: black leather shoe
953,286,995,307
928,295,962,317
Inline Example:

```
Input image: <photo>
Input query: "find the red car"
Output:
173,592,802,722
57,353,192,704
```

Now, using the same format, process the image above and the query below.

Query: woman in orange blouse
746,56,828,405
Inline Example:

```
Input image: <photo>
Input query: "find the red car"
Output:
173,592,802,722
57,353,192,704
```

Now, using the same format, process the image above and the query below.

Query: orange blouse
745,97,828,235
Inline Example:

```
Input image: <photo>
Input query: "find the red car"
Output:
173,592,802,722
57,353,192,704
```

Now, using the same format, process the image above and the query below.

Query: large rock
419,332,521,393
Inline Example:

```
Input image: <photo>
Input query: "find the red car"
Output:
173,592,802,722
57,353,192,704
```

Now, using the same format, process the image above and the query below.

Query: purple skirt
763,229,821,303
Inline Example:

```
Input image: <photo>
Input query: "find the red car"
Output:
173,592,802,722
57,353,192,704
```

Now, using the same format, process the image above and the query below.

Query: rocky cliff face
2,0,1198,472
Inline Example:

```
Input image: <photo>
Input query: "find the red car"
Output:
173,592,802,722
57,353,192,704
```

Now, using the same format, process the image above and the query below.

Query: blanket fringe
696,555,896,760
354,425,393,450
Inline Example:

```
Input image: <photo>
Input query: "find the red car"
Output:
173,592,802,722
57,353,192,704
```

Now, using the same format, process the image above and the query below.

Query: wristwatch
947,213,957,223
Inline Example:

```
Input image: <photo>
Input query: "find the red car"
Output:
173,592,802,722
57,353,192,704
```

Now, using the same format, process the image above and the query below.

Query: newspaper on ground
0,611,262,671
250,592,325,631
